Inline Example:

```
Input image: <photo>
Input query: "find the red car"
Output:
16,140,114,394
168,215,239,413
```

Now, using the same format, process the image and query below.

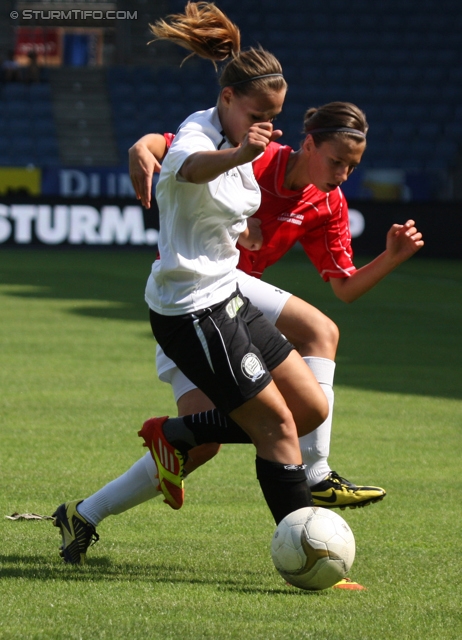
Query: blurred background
1,0,461,253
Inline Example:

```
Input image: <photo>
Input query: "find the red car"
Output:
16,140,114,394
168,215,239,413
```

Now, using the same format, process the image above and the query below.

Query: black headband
227,73,284,87
307,127,366,138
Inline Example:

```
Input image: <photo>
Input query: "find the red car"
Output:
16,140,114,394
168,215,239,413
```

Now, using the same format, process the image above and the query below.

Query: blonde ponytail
150,2,287,95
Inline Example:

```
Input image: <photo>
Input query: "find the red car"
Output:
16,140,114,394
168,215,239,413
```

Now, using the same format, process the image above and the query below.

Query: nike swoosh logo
312,490,338,503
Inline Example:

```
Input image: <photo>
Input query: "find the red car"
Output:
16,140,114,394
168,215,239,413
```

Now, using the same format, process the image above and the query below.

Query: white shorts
156,270,292,402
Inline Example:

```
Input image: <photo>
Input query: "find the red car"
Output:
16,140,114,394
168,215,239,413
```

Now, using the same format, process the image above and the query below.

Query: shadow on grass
1,249,461,400
0,554,322,596
0,249,151,322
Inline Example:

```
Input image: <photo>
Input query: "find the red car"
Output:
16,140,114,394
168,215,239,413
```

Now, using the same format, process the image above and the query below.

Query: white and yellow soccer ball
271,507,356,590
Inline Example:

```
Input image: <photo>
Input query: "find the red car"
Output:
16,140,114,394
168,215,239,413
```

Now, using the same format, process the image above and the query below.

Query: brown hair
150,2,287,96
303,102,368,145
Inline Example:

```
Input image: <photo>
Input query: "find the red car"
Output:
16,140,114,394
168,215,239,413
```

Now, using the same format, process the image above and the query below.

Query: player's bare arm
180,123,280,184
330,219,424,303
129,134,167,208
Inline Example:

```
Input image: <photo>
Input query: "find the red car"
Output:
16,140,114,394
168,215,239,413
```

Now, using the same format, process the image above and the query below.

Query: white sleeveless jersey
145,107,261,315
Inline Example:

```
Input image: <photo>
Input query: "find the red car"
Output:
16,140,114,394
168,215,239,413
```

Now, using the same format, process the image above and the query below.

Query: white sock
77,452,161,527
299,357,336,487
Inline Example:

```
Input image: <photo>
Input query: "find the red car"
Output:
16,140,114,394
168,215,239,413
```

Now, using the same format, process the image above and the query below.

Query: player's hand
236,122,283,165
238,217,263,251
129,142,161,209
386,219,424,261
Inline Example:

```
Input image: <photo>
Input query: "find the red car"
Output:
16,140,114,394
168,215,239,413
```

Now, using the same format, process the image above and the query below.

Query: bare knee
229,391,301,463
277,298,340,360
298,315,339,359
320,316,339,356
253,405,298,448
295,391,329,437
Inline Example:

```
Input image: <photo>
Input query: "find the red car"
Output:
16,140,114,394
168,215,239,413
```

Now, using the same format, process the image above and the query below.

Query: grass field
0,248,461,640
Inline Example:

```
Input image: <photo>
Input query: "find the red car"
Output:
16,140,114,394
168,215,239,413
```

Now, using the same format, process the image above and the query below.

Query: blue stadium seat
112,102,137,120
444,122,462,138
10,135,35,152
391,122,415,140
2,83,28,99
9,118,32,134
110,82,134,100
406,105,428,121
42,154,60,168
107,66,135,83
29,83,52,99
4,99,29,116
6,148,38,165
419,123,442,139
411,139,436,160
33,118,56,136
132,66,156,84
35,132,57,146
137,102,162,120
373,66,396,83
152,79,180,98
434,140,459,164
135,84,160,101
30,101,54,117
348,67,375,83
448,67,462,84
423,66,449,84
116,119,139,136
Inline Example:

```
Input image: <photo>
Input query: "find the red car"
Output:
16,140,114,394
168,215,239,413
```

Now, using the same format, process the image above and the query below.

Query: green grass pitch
0,248,461,640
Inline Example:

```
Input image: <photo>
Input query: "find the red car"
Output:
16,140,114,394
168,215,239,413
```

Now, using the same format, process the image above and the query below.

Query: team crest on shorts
241,353,265,381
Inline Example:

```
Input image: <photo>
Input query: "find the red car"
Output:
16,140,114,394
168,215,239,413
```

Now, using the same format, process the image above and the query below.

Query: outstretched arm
129,134,168,209
179,123,282,184
330,219,424,303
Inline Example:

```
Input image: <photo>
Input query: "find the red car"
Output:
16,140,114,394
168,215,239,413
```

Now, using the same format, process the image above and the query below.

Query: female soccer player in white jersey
52,1,330,564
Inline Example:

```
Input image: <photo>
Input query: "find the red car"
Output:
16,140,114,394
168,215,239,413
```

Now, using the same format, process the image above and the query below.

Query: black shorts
149,287,294,415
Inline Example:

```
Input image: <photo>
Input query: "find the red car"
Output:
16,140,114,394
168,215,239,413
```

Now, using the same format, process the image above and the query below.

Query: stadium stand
105,0,462,175
0,0,460,183
0,79,60,167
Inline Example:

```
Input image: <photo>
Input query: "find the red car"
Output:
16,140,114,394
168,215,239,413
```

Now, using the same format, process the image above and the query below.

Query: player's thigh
270,350,329,435
275,295,339,358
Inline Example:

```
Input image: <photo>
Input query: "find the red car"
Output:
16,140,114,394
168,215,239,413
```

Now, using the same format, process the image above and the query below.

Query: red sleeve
163,133,175,156
299,189,357,281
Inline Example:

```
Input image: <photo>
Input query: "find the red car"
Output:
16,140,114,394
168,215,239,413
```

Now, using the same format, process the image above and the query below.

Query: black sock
255,456,314,525
163,409,252,453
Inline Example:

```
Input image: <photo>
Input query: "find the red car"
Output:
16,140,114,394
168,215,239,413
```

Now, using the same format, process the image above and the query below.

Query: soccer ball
271,507,356,590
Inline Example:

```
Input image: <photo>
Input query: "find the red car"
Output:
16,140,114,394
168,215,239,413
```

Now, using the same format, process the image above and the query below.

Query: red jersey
162,135,356,282
238,142,356,281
